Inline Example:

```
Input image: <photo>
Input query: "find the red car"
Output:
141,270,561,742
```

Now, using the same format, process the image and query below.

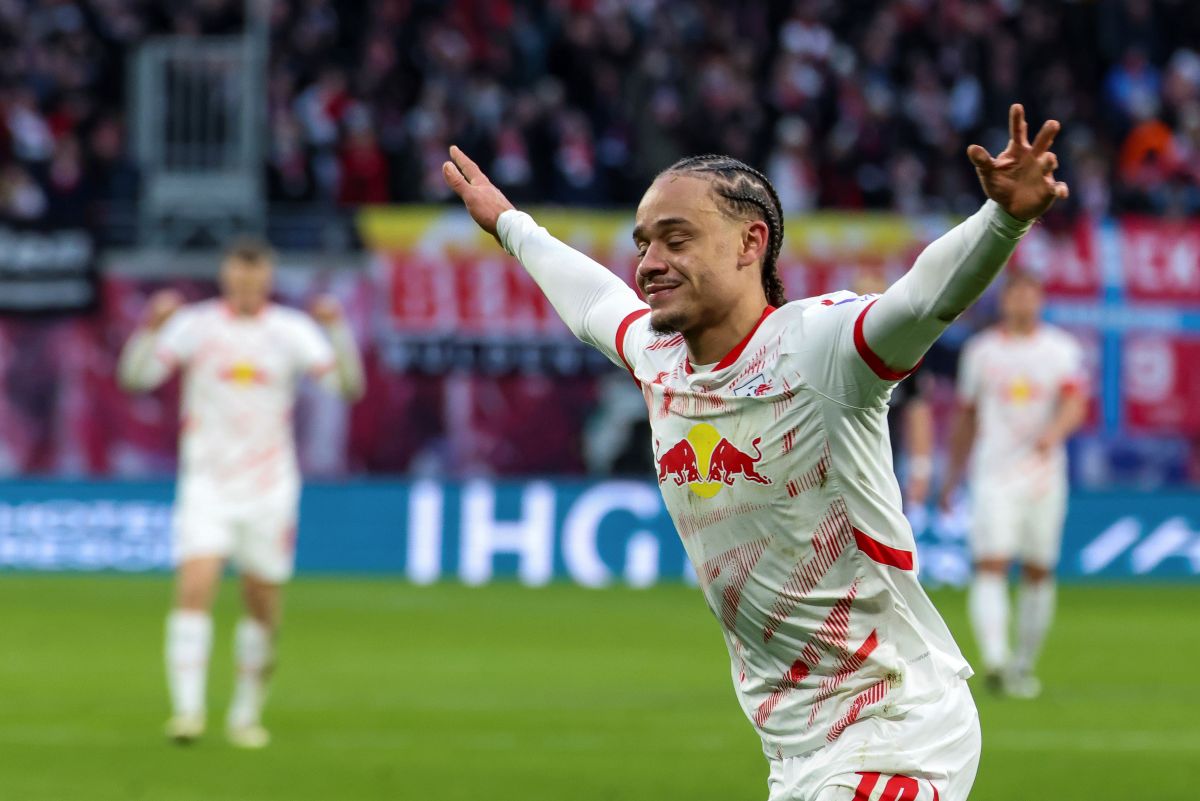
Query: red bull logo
219,360,269,386
656,423,772,498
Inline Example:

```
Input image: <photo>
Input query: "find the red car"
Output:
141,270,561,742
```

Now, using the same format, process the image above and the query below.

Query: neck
684,295,772,366
1004,318,1037,336
226,299,266,317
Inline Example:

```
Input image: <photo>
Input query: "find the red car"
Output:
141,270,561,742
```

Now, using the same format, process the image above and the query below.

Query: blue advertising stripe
1101,218,1125,436
0,480,1197,583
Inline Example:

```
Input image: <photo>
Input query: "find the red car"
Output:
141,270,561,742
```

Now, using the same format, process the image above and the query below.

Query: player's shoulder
774,290,865,323
774,290,869,342
1036,324,1084,366
264,303,319,331
965,325,1006,351
779,290,864,317
174,298,221,325
1036,323,1079,347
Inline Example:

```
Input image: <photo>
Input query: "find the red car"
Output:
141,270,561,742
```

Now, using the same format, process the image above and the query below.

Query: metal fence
131,36,265,248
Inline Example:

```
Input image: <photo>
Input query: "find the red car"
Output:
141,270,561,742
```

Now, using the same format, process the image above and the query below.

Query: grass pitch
0,576,1195,800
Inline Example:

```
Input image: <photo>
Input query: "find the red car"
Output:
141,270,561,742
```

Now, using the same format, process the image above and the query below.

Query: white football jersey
152,300,336,505
957,324,1085,486
610,292,971,759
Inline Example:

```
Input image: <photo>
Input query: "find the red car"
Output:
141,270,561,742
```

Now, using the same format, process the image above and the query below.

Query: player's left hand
967,104,1069,222
310,295,344,327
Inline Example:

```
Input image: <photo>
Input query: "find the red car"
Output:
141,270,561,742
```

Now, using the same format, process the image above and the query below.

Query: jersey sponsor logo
656,423,772,498
219,359,269,386
1004,374,1041,404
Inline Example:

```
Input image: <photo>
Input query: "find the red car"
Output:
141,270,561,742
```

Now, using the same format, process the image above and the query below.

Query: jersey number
853,771,935,801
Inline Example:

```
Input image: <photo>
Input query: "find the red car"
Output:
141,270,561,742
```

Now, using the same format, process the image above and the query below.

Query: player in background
445,103,1067,801
940,273,1086,698
118,239,365,747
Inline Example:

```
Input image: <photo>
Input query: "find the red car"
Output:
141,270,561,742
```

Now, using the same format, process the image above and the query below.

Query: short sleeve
956,338,983,405
1058,335,1087,396
289,313,336,377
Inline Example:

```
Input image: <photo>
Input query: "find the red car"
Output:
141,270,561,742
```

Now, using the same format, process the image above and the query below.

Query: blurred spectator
767,117,817,215
337,125,389,206
0,0,1197,224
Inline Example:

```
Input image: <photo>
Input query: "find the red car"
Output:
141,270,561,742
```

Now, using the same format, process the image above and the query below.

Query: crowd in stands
2,0,1199,225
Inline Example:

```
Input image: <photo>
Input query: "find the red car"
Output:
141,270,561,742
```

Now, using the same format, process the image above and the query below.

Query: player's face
1000,279,1043,329
633,174,762,335
220,256,274,315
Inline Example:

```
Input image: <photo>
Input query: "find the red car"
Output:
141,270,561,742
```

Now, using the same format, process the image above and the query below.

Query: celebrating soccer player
941,272,1087,698
118,239,365,748
444,103,1067,800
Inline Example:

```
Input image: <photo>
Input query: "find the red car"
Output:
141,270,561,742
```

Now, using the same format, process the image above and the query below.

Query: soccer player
444,102,1067,800
940,272,1086,698
117,238,365,748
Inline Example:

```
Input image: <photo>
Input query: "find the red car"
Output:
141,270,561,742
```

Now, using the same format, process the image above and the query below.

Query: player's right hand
442,145,515,244
967,103,1069,221
144,289,183,331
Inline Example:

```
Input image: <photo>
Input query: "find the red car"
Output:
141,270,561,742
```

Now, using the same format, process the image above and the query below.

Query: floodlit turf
0,576,1195,800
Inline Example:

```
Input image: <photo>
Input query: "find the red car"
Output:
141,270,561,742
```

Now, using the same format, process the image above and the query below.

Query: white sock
968,573,1010,672
1013,579,1056,676
228,618,273,729
165,610,212,719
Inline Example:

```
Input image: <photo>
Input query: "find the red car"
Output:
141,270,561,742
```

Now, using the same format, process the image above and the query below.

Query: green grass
0,576,1195,800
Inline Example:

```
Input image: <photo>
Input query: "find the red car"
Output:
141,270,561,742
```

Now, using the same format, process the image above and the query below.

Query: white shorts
767,679,979,801
968,475,1067,568
172,489,299,584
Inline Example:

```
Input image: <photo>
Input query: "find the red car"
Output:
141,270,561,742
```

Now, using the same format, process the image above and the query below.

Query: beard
649,307,688,335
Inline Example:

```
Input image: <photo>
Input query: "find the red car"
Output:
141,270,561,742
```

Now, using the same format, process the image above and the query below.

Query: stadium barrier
0,479,1196,584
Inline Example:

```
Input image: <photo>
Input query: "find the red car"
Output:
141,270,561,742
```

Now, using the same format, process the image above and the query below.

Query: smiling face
633,173,768,335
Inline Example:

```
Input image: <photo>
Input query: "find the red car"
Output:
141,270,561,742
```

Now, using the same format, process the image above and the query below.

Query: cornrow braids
660,154,788,307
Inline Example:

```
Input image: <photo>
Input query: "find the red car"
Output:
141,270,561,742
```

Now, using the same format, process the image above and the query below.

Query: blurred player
118,239,364,747
445,103,1068,800
941,273,1086,698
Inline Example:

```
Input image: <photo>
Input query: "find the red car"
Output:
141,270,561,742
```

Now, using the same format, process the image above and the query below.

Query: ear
736,220,770,269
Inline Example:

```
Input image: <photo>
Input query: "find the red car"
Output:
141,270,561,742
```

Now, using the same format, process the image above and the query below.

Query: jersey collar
685,305,776,374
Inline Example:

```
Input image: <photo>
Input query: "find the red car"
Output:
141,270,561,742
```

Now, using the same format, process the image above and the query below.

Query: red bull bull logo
656,423,772,498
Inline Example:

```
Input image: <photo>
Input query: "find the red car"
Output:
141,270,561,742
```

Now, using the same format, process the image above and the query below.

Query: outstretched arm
862,104,1069,373
442,147,646,357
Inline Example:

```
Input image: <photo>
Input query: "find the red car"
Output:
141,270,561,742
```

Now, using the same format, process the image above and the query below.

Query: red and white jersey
609,292,971,759
152,300,336,505
957,324,1085,486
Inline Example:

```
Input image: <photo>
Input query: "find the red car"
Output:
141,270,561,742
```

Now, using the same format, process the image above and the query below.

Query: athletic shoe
165,715,205,744
1004,671,1042,699
226,723,270,749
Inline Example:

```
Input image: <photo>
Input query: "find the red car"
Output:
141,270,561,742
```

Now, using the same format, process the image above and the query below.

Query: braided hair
659,154,787,307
